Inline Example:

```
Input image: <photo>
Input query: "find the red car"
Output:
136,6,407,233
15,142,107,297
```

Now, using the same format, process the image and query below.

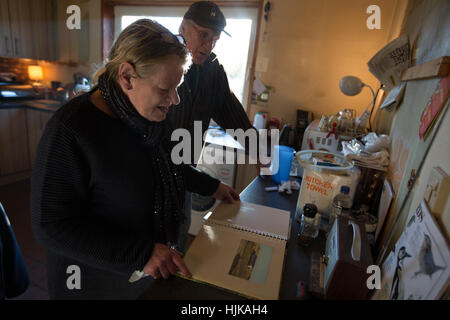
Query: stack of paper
379,82,407,111
368,34,410,90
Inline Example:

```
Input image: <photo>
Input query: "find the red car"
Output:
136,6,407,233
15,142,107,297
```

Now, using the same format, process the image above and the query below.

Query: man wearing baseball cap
167,1,260,251
181,0,231,64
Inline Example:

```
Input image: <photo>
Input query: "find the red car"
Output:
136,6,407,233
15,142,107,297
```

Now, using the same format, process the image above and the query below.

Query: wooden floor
0,179,49,300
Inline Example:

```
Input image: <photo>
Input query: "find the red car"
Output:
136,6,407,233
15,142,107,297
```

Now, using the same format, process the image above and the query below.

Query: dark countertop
139,175,326,300
0,99,62,113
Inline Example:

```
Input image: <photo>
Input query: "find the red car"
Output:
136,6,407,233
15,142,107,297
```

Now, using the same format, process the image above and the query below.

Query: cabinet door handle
4,37,9,54
14,37,19,56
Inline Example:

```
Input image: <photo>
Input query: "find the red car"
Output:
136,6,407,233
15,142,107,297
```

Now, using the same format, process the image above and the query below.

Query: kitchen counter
139,175,326,300
0,98,62,113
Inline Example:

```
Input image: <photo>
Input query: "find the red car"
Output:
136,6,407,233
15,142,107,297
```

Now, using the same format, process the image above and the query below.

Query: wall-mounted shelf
401,56,450,81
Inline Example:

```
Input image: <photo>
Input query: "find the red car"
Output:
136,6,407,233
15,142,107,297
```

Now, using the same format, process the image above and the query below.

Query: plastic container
328,186,353,231
253,112,267,131
294,150,360,224
298,203,320,246
296,150,354,174
271,145,295,184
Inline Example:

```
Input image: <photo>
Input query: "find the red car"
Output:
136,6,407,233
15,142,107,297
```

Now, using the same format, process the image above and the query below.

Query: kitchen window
113,5,258,112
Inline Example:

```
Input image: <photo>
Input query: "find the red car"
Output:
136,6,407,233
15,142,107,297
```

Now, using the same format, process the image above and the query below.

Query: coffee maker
279,109,313,149
294,109,313,150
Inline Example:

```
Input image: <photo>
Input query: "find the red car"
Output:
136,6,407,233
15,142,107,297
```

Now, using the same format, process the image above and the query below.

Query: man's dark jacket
168,53,257,165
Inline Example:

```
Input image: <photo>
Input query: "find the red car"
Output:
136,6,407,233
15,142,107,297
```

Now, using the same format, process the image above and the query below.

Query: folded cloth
345,149,390,167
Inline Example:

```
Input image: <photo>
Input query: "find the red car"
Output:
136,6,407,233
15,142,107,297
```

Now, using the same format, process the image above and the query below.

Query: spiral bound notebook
180,202,291,300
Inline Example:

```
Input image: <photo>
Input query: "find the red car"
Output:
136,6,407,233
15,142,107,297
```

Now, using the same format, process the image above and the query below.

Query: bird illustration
390,246,411,300
406,214,415,228
413,234,445,279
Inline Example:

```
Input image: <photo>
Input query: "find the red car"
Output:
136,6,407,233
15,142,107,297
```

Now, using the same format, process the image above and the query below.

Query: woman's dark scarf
97,72,185,248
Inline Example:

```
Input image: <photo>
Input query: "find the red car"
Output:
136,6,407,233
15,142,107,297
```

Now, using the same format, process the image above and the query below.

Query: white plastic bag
362,133,391,153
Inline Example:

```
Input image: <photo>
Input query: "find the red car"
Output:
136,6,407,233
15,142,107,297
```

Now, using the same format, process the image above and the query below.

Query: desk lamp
339,76,376,131
28,65,44,88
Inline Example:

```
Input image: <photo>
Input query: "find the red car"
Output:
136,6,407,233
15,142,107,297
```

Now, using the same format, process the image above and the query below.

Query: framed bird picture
372,200,450,300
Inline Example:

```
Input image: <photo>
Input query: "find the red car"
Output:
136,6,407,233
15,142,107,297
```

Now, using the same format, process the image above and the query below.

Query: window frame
101,0,263,116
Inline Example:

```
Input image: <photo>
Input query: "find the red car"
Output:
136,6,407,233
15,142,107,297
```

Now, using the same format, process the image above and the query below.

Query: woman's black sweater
30,92,220,299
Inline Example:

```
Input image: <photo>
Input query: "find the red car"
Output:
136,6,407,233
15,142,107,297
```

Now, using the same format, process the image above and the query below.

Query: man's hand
143,243,191,279
212,182,240,203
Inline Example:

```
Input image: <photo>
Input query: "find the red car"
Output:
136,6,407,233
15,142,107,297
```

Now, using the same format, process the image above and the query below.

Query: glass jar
298,204,320,246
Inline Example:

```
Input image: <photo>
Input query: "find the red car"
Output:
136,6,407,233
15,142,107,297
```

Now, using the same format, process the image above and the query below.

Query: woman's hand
212,182,240,203
143,243,191,279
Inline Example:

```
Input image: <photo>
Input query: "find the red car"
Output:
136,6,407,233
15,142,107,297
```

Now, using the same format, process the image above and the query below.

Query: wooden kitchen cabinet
5,0,36,59
0,1,13,57
30,0,57,61
0,107,54,186
26,108,53,167
0,108,30,177
0,0,56,60
56,0,90,63
1,0,90,62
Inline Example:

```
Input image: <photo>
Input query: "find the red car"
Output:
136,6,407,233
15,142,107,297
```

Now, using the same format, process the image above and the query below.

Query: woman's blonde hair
93,19,190,84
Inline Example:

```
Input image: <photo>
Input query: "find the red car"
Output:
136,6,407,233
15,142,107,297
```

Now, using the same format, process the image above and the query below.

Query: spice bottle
298,204,320,246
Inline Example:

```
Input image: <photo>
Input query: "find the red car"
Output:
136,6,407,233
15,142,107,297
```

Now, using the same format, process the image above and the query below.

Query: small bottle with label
298,204,320,246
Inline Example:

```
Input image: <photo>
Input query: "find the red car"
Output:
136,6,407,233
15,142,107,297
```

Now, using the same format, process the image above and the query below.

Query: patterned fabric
97,74,185,247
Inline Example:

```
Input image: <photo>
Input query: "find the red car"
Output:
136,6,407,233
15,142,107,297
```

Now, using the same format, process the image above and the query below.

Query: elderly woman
30,19,239,300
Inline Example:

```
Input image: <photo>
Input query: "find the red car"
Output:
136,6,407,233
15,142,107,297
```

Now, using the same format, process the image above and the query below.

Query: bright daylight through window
121,16,252,104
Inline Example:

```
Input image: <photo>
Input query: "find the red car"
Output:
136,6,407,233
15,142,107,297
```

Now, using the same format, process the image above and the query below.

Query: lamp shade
28,65,43,81
340,76,363,96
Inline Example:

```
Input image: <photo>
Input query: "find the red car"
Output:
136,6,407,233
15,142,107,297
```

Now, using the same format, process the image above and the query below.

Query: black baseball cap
183,1,231,37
